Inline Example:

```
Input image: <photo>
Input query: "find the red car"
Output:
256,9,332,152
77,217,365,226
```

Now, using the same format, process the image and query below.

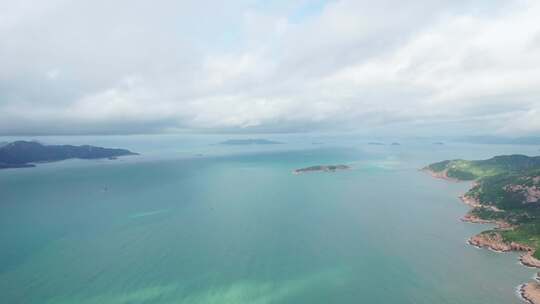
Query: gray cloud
0,0,539,136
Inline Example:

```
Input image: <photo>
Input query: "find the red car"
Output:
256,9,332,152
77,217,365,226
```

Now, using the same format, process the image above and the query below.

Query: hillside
0,141,138,169
426,155,540,258
425,155,540,180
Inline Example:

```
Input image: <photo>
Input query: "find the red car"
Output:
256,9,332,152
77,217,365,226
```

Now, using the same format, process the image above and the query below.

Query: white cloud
0,0,539,135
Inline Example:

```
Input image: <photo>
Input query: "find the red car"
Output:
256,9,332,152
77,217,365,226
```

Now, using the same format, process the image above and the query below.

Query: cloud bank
1,0,539,135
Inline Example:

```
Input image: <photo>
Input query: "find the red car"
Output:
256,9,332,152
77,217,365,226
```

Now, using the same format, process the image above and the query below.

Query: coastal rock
468,231,533,253
468,232,512,252
521,252,540,268
422,168,457,182
460,195,502,212
461,213,511,229
520,283,540,304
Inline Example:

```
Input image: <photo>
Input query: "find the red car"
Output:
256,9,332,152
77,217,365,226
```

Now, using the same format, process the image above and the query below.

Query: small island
293,165,350,174
0,141,138,169
424,154,540,303
367,142,385,146
219,139,282,145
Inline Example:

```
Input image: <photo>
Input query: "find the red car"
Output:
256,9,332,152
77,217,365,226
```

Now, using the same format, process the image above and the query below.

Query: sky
0,0,539,136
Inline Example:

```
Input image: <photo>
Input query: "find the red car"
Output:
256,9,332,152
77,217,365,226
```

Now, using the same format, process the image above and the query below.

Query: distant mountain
0,141,138,169
367,142,385,146
456,136,540,145
219,139,282,145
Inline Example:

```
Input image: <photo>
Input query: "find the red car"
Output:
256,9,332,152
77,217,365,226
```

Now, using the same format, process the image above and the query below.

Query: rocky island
424,155,540,303
0,141,138,169
293,165,350,174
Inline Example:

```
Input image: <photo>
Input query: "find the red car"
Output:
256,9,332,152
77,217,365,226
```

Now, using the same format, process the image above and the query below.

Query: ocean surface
1,135,539,304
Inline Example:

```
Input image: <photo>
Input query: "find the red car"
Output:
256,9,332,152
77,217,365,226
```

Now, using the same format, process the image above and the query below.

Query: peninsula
0,141,138,169
293,164,350,174
424,155,540,303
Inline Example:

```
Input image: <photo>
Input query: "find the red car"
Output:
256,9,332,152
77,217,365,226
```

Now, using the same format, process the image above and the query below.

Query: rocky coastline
459,194,503,212
421,168,459,182
460,212,511,229
425,168,540,303
520,283,540,304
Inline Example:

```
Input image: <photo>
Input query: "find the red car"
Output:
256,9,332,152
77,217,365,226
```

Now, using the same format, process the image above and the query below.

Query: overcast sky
1,0,539,136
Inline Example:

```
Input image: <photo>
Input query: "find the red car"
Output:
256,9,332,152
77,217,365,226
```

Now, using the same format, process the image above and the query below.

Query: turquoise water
1,136,539,303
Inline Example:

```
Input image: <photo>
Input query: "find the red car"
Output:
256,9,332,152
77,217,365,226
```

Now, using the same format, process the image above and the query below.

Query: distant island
293,165,350,174
367,142,385,146
391,142,400,146
424,155,540,303
219,139,282,145
0,141,138,169
457,136,540,145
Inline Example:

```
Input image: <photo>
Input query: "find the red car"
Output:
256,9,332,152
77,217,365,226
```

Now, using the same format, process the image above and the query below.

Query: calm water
1,135,539,304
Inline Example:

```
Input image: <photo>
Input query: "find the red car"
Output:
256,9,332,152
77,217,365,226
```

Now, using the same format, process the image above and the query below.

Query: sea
1,134,539,304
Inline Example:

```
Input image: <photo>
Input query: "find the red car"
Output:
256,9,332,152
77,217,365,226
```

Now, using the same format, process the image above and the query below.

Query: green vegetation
427,155,540,255
294,165,350,174
0,141,138,169
501,223,540,259
426,155,540,180
469,207,530,224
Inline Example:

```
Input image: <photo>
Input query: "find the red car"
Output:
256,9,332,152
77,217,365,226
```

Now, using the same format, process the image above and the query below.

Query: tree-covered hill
426,155,540,258
0,141,138,169
426,155,540,180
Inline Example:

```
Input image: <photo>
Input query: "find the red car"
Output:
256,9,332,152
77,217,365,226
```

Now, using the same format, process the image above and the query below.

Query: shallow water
0,135,539,303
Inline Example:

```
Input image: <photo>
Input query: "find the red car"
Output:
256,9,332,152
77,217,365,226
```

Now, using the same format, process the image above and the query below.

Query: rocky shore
459,194,503,212
466,218,540,304
425,168,540,303
520,283,540,304
461,212,511,229
522,252,540,268
421,168,458,182
467,231,531,252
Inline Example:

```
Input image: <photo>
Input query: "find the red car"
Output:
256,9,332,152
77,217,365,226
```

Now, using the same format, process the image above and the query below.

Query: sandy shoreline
425,168,540,304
